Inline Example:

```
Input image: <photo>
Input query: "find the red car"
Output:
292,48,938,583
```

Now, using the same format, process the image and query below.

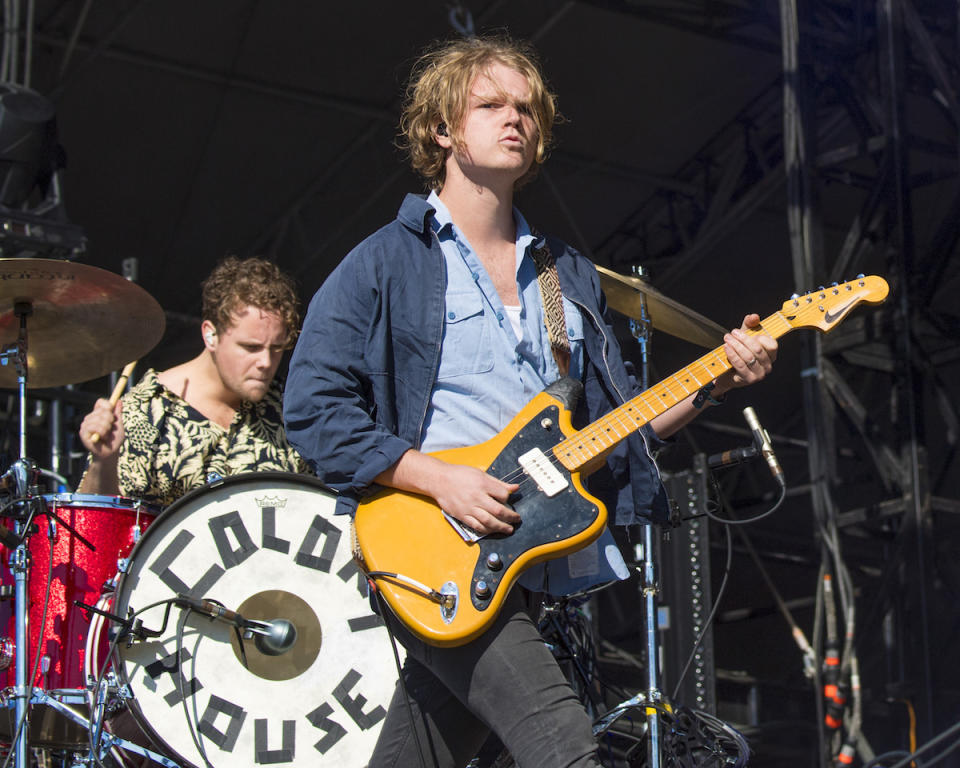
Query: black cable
863,750,921,768
88,599,122,768
88,595,192,767
671,522,733,701
372,582,431,768
542,601,603,715
0,495,26,518
882,719,960,768
177,606,216,768
703,481,787,526
922,736,960,768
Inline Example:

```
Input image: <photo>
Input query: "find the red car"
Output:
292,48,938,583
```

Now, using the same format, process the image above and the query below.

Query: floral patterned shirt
94,368,309,507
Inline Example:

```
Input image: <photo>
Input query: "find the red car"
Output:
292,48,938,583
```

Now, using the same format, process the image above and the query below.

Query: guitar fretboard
552,312,794,471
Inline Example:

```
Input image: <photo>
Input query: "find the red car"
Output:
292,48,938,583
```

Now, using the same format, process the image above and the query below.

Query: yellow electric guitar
354,275,889,647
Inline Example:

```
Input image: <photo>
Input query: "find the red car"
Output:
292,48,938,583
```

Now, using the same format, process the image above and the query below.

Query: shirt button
516,353,523,364
448,311,456,320
568,328,575,338
471,271,479,281
496,311,504,322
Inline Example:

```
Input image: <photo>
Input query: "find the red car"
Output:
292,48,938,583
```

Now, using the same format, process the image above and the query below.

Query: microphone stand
638,523,662,768
626,267,662,768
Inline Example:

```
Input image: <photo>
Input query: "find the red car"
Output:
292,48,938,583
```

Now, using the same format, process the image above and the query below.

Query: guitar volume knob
486,552,503,571
474,580,491,600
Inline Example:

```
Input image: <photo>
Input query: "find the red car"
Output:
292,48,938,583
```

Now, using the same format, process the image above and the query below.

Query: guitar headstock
780,275,889,332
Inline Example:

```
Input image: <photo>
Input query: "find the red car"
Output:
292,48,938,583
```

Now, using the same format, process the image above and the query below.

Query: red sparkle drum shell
0,493,158,746
110,472,399,768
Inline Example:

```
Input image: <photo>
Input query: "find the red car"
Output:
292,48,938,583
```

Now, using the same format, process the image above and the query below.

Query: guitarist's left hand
650,314,777,440
713,313,779,396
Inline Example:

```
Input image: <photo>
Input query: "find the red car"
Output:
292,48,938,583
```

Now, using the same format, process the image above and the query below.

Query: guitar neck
553,310,797,472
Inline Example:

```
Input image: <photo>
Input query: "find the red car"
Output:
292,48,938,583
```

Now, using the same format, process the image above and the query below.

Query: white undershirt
503,304,522,340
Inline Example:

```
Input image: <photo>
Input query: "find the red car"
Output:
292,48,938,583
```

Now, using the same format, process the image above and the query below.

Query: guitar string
493,340,744,489
492,344,736,487
462,284,869,504
488,311,801,491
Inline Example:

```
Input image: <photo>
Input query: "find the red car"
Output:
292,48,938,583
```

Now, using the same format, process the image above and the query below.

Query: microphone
250,618,297,655
175,595,297,654
742,406,785,487
706,444,758,469
176,595,245,626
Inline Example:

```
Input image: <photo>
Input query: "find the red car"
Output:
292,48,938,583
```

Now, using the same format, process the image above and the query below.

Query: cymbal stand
0,302,37,768
628,266,651,390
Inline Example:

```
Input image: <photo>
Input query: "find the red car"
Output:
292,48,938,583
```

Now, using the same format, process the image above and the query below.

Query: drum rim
161,471,333,515
40,491,162,513
109,471,340,766
111,470,335,626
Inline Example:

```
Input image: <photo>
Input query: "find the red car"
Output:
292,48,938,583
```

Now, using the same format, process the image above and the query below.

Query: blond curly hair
399,36,557,191
201,256,300,349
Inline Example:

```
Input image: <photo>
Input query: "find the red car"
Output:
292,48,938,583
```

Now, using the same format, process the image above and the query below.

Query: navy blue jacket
283,194,669,525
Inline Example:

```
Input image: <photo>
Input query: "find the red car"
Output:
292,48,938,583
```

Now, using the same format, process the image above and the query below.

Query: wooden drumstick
89,361,137,444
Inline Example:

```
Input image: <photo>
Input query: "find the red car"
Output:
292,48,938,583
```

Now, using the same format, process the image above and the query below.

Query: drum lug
116,556,130,574
0,637,13,670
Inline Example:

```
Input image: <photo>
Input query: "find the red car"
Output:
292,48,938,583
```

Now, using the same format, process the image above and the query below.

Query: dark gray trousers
367,589,600,768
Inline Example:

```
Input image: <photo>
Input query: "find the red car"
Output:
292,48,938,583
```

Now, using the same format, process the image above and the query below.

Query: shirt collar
426,190,540,265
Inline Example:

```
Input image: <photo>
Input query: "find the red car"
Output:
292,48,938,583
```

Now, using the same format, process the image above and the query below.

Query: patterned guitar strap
530,233,571,378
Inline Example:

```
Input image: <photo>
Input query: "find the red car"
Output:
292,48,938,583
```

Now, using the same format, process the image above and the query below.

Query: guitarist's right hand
375,450,521,535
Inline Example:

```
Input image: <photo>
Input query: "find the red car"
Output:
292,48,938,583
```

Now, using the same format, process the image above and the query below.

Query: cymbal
595,264,727,348
0,258,166,388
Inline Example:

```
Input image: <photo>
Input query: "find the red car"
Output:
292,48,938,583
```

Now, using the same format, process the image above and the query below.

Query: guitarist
284,36,777,768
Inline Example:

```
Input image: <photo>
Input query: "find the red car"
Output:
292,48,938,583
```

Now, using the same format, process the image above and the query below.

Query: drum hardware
2,495,98,554
74,599,159,647
172,595,299,656
0,261,165,768
22,689,180,768
79,594,298,660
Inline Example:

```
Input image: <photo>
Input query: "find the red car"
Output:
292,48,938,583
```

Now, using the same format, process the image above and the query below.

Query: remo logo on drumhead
111,473,400,768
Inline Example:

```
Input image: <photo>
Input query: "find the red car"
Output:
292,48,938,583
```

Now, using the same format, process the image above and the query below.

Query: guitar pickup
518,447,568,497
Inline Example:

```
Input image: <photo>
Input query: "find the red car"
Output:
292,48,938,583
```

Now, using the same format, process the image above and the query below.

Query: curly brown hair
399,35,557,191
201,256,300,348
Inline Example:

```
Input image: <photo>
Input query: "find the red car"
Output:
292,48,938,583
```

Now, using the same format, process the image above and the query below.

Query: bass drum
110,473,399,768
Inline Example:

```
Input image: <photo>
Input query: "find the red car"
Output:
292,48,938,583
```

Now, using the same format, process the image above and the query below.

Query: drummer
77,256,308,506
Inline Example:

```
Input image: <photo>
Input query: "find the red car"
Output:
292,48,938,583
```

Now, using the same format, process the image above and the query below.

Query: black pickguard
470,403,600,610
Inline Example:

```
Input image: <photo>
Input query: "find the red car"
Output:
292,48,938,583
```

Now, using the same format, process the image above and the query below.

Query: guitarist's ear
436,121,452,149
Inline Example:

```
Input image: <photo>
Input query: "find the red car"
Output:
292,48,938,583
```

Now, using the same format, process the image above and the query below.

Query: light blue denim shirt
421,192,629,594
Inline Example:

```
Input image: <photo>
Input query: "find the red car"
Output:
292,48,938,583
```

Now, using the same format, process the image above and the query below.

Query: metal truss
585,1,960,765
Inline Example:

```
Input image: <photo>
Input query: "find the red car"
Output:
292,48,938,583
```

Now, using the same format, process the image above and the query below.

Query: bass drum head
112,473,399,768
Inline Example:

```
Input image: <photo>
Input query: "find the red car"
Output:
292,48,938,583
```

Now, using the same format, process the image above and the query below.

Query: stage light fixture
0,83,85,259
